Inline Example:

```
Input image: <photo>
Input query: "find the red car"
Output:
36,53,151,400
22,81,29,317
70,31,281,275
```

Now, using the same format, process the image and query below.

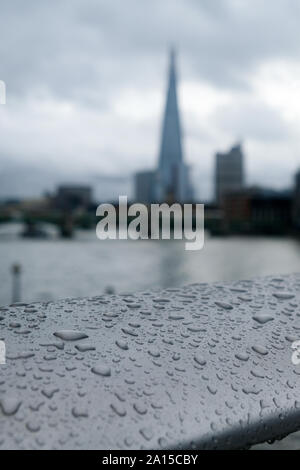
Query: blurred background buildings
0,49,300,237
215,143,244,205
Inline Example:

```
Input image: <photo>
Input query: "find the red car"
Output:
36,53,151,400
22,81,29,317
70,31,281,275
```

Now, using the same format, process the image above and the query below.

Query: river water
0,224,299,305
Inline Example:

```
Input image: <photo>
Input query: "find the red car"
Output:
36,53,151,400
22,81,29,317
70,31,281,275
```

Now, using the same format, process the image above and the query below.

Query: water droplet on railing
235,353,249,362
0,397,21,416
215,301,233,310
116,340,129,351
110,403,126,417
72,407,89,418
252,345,268,356
53,330,88,341
75,343,95,352
273,293,295,300
194,354,207,366
91,364,111,377
252,315,274,325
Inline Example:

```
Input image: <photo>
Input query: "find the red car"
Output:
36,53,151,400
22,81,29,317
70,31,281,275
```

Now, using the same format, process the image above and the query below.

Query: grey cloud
214,100,290,141
2,0,300,101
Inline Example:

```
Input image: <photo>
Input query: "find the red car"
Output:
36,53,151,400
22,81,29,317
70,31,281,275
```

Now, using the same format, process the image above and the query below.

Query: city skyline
0,0,299,201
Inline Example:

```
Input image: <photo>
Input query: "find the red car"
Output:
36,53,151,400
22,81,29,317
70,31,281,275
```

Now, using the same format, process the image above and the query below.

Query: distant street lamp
11,263,22,303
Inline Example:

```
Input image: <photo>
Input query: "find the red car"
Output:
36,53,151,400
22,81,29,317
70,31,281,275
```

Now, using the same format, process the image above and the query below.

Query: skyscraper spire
156,48,192,202
134,49,193,204
158,48,183,189
169,46,176,76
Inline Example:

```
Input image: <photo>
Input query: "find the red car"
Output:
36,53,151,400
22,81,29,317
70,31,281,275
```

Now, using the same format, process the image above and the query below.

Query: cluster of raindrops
0,274,299,449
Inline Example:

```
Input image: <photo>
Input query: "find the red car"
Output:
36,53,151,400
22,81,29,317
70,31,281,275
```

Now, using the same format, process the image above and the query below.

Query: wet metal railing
0,273,300,449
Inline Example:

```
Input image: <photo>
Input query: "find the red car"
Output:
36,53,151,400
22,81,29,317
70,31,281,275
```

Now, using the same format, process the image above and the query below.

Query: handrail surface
0,273,300,449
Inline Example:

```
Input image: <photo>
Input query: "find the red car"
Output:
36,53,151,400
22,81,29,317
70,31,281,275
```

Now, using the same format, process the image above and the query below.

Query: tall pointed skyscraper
134,49,193,203
158,49,183,187
155,49,193,203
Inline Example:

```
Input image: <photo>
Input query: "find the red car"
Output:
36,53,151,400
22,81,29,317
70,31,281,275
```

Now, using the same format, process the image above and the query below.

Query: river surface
0,224,299,305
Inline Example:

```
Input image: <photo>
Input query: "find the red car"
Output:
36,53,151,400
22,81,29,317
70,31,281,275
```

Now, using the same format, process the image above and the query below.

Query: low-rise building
223,187,292,234
54,185,92,211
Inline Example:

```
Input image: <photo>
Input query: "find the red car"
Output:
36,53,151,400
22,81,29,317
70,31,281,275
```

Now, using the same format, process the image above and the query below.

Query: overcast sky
0,0,300,200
